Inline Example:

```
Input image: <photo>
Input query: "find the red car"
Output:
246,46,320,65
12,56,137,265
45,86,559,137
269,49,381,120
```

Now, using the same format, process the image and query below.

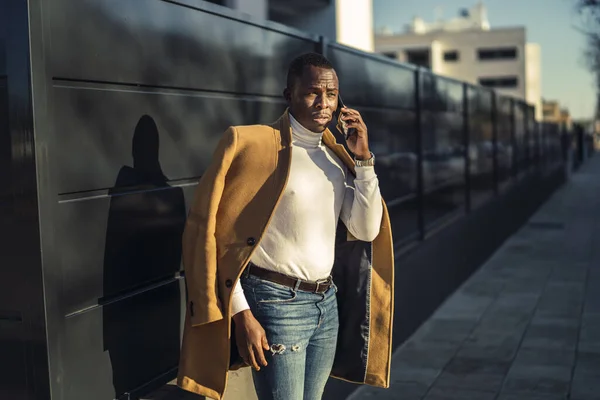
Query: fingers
255,343,269,367
245,334,269,371
341,108,362,120
247,347,260,371
344,120,362,129
341,109,365,129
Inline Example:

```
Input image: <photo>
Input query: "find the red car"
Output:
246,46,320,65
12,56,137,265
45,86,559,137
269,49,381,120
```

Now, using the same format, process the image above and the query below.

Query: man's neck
289,111,324,134
289,112,323,148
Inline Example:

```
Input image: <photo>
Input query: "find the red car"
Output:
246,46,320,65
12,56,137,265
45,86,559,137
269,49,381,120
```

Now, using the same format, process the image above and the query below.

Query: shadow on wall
102,115,187,398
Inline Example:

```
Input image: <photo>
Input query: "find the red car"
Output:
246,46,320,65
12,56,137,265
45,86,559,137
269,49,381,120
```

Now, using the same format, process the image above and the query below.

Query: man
178,53,394,400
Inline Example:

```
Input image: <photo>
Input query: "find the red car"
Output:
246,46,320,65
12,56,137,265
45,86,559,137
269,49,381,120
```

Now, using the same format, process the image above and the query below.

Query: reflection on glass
421,75,466,229
496,96,513,190
344,107,419,244
467,87,495,207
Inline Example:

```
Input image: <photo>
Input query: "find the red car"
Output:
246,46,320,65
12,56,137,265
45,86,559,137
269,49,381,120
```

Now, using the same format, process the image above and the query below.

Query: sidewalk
350,156,600,400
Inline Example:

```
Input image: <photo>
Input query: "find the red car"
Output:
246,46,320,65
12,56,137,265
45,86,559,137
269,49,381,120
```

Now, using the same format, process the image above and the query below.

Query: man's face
284,65,339,133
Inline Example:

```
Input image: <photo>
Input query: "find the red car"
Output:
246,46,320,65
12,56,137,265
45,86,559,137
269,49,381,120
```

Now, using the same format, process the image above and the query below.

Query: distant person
177,53,394,400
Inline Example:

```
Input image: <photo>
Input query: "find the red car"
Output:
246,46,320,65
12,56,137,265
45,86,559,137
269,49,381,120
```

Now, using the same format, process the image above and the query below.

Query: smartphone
336,95,355,140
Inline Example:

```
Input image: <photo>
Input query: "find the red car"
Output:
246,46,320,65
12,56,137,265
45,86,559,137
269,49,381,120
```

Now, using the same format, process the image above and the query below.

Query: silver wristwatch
354,152,375,167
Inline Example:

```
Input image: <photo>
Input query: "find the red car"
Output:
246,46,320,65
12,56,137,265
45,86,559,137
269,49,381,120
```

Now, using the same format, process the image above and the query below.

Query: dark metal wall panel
328,45,415,109
0,1,50,400
0,9,6,77
37,0,299,398
56,185,196,316
52,84,286,194
542,122,562,168
496,96,513,189
61,281,182,400
0,78,9,203
468,87,494,207
421,75,466,228
361,108,419,243
48,0,316,96
514,101,527,174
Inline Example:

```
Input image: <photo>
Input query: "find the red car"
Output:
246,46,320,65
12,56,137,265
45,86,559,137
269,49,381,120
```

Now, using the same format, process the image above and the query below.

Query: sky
373,0,595,119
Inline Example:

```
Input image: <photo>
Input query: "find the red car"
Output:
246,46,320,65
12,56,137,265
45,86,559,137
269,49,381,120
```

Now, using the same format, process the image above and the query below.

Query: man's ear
283,87,291,103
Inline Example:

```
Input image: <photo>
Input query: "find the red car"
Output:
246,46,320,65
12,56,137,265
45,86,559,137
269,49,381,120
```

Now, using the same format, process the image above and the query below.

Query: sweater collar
289,112,323,148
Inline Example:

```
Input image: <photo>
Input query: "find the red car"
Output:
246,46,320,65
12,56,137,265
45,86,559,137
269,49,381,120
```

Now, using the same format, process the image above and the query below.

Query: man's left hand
340,107,371,160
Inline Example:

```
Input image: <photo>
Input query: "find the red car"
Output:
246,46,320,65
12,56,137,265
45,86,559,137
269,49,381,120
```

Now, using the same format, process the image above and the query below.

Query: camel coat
177,110,395,399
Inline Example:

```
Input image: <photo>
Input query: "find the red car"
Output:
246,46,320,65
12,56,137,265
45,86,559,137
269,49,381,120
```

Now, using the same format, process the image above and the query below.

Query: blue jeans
240,274,339,400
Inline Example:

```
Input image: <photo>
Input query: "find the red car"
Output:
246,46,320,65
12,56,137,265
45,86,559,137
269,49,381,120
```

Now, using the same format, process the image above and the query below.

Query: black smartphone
336,95,355,140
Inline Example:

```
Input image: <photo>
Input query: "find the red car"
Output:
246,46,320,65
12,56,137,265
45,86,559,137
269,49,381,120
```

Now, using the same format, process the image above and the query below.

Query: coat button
247,237,256,246
225,279,233,288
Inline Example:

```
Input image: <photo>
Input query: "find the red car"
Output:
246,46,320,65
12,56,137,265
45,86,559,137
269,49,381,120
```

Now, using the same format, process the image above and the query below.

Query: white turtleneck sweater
231,114,383,315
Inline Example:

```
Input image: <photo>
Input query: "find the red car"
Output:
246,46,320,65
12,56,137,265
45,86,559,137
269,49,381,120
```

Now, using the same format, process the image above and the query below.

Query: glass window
477,47,518,61
443,50,459,62
479,76,518,89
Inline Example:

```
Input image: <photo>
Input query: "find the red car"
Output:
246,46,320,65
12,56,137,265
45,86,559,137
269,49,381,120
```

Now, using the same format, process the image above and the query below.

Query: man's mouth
312,114,331,123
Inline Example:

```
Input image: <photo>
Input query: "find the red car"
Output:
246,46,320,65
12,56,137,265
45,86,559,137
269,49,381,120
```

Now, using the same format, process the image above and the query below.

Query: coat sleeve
182,127,238,327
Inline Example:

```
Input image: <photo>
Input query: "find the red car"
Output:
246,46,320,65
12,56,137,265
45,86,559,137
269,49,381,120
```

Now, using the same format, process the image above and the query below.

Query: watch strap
354,152,375,167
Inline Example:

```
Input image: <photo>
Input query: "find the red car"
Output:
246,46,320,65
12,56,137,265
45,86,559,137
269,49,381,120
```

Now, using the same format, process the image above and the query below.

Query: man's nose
315,95,326,109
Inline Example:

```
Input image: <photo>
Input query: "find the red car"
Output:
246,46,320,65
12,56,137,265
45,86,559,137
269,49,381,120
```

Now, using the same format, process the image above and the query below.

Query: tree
576,0,600,119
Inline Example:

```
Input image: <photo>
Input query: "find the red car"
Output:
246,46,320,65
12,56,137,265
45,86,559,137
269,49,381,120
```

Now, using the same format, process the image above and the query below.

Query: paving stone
433,369,505,392
530,315,580,328
414,319,476,346
350,383,424,400
389,366,441,387
351,160,600,400
474,314,531,334
574,351,600,376
578,340,600,355
570,374,600,400
443,356,511,375
512,348,575,368
548,264,588,283
434,293,494,322
423,386,496,400
535,283,585,318
460,277,506,297
520,324,579,351
580,314,600,343
455,343,519,363
583,272,600,313
502,279,547,295
464,320,526,346
496,394,566,400
502,365,571,396
392,342,457,370
488,293,540,312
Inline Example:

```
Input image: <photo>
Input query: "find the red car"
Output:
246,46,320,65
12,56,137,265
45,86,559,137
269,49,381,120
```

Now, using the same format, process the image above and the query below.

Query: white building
206,0,374,52
375,2,542,120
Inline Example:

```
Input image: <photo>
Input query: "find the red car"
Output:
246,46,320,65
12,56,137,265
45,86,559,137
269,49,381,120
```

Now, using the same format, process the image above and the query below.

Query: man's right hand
233,310,270,371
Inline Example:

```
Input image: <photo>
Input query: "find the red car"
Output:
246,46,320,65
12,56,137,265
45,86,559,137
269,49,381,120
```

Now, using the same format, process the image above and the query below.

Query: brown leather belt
247,263,333,294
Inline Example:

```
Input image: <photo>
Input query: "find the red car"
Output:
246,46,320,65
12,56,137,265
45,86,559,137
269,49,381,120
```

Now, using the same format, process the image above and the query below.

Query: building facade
205,0,374,52
543,100,573,130
375,2,542,120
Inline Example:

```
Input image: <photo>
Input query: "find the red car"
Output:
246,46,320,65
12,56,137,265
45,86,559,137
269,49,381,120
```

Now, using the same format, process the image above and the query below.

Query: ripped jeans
240,274,339,400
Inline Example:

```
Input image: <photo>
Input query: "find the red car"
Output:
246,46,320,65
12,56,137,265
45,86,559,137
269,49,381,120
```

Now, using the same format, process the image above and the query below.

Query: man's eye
327,93,337,98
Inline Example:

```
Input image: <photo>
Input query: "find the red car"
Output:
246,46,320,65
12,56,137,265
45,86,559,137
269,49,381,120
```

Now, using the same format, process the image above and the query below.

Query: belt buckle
314,277,331,293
